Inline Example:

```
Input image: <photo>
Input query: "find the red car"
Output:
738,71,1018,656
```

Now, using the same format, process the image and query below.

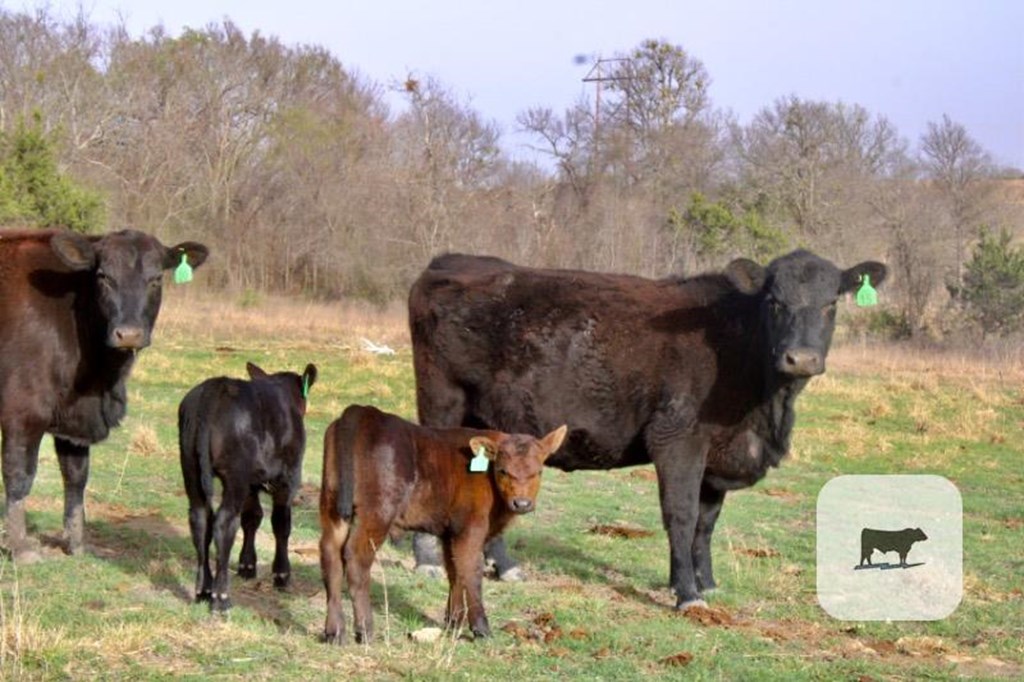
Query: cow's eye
96,270,111,286
823,301,837,316
496,468,509,477
767,299,782,317
147,275,162,289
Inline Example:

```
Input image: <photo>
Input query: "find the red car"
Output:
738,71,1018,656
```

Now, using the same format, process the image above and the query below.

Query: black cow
409,250,886,608
0,228,208,562
178,361,317,612
860,527,928,567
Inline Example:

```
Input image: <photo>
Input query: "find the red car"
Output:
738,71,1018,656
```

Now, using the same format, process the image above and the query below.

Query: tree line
1,9,1021,336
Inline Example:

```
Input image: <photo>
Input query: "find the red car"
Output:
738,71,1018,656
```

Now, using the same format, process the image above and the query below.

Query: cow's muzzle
109,326,150,350
509,498,535,513
778,348,824,377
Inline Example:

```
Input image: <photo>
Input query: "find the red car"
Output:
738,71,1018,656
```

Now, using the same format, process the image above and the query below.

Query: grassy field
2,293,1022,680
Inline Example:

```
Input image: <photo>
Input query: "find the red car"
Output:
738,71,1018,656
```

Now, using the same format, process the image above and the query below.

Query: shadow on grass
81,513,433,637
516,533,676,610
853,562,925,571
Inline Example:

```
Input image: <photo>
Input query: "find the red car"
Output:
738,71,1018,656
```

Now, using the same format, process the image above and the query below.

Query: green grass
2,316,1022,680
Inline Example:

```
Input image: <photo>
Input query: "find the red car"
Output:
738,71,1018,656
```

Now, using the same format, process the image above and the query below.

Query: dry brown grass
830,341,1024,385
158,291,410,350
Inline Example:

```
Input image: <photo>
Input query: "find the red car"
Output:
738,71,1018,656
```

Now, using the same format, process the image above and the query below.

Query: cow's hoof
195,590,213,604
677,598,708,610
415,563,445,580
496,566,525,582
354,630,372,644
322,630,346,646
237,564,256,579
210,595,232,613
273,572,290,589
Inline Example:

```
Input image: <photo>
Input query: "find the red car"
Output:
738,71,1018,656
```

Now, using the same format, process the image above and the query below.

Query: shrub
959,228,1024,337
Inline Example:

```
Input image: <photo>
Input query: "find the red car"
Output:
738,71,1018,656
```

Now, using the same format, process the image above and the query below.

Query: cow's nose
510,498,534,513
779,348,823,377
110,326,147,350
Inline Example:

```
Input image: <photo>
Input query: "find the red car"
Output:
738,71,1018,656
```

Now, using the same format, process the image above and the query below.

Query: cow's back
409,255,729,470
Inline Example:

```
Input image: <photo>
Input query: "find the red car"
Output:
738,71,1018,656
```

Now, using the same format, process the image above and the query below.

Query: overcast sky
31,0,1024,170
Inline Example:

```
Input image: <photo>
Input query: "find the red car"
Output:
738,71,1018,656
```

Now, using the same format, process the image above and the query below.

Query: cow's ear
468,436,499,461
302,364,318,390
539,425,568,461
164,242,209,270
840,261,887,294
246,362,268,380
51,232,97,271
725,258,767,295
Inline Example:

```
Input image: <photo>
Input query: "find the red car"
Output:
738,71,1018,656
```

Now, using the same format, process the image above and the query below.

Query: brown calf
319,404,566,643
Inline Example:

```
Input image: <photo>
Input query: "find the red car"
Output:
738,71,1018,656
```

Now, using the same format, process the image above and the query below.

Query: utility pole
582,57,631,145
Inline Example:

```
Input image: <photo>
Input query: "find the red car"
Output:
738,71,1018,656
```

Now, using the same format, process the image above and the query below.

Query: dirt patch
734,546,781,558
629,469,658,483
681,604,734,627
501,612,565,644
588,523,654,539
661,651,694,667
761,487,800,501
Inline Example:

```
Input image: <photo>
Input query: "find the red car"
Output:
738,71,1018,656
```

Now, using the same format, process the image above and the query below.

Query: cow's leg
412,532,445,578
237,491,262,579
270,498,292,588
647,417,707,609
320,515,350,644
443,529,490,637
1,426,44,562
188,498,214,601
55,438,90,556
484,536,522,581
692,483,725,594
345,518,389,643
210,492,243,612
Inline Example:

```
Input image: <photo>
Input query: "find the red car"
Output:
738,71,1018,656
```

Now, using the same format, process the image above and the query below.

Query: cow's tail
324,409,358,523
179,389,214,506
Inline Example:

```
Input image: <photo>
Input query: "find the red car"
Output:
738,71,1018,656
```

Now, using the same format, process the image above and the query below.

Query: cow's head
51,229,208,351
469,425,568,514
246,362,318,412
726,250,887,378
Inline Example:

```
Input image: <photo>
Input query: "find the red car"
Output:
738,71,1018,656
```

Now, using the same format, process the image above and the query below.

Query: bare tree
919,114,994,282
734,96,905,257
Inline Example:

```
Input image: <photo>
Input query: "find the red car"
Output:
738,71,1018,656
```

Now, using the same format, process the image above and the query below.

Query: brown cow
319,404,566,643
0,228,207,562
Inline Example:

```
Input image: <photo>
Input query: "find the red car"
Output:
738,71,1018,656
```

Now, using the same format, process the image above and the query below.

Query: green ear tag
302,375,310,399
855,274,877,307
174,252,194,284
469,445,490,473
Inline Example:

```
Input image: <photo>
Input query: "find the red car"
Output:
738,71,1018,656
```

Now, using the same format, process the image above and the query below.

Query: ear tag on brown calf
469,445,490,473
174,252,194,284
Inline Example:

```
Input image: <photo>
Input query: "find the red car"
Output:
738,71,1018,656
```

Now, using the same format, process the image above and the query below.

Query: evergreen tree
960,228,1024,336
0,114,104,232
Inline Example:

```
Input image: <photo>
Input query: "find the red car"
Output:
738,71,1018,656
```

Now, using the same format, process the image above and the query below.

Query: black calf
178,362,317,611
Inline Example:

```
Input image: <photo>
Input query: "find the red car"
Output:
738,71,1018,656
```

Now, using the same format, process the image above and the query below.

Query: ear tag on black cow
855,274,877,307
302,375,310,400
469,445,490,473
174,252,194,284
